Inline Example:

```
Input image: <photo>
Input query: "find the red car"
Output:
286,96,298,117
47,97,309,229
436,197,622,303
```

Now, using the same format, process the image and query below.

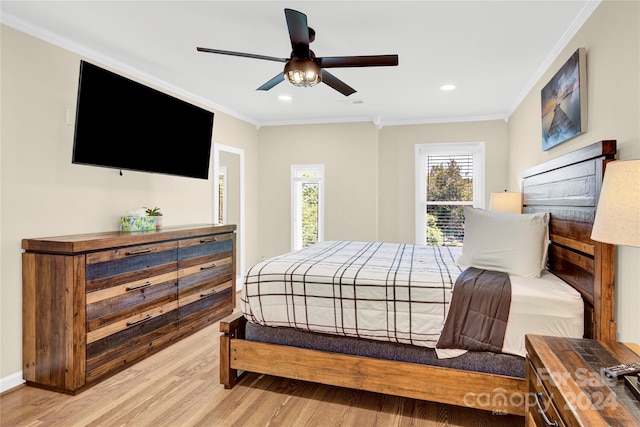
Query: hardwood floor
1,312,524,427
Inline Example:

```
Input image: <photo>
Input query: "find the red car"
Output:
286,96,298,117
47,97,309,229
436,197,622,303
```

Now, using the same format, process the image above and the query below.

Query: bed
219,140,617,416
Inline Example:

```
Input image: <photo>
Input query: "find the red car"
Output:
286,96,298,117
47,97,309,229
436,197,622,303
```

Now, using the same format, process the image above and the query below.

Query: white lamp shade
489,192,522,214
591,160,640,247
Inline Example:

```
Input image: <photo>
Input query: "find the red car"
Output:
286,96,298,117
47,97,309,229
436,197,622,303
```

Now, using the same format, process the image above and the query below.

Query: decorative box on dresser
525,334,640,426
22,224,236,394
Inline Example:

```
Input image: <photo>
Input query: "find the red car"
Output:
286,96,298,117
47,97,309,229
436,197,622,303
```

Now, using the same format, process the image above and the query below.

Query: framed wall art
541,47,587,151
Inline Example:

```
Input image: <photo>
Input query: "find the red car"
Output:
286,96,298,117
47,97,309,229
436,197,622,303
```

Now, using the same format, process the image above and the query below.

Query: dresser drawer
178,257,233,300
526,358,567,427
177,233,233,269
86,289,179,343
86,271,179,332
85,308,179,382
85,241,178,293
178,284,233,331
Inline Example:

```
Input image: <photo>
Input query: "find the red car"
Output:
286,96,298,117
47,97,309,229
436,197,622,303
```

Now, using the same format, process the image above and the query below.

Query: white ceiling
1,1,599,127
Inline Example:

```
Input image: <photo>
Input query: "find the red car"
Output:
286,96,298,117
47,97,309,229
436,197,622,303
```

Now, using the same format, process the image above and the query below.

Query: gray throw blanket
436,267,511,353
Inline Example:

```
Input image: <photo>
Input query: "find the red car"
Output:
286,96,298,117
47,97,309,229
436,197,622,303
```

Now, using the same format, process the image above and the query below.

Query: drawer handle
535,392,558,427
125,248,152,256
200,263,217,270
126,314,153,327
200,289,218,298
200,237,218,244
126,281,152,291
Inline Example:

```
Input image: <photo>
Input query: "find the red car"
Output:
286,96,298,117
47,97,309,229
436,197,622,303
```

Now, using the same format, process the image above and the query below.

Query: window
291,165,324,251
415,142,485,246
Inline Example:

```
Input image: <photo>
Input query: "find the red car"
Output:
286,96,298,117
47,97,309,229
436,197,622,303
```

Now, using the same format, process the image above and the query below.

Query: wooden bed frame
219,140,617,417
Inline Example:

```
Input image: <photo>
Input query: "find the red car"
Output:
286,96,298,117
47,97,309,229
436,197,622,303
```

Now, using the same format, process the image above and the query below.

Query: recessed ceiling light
440,84,456,91
278,95,292,101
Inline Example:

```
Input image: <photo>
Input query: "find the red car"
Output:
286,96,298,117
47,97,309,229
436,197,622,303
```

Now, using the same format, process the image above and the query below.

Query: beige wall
256,122,380,259
508,0,640,343
378,120,508,243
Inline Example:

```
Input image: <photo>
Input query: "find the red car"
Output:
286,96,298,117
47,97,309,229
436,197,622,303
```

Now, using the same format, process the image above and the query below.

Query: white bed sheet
503,271,584,356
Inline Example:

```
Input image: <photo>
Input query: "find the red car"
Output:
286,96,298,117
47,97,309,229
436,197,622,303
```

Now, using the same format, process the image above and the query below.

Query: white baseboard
0,371,24,394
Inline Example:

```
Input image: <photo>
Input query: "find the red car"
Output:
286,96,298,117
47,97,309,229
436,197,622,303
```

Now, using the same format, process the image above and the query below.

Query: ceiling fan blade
196,47,287,63
317,55,399,68
256,73,285,91
284,8,310,58
321,71,356,96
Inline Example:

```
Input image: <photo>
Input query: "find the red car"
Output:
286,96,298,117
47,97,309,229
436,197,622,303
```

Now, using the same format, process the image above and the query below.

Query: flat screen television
72,61,214,179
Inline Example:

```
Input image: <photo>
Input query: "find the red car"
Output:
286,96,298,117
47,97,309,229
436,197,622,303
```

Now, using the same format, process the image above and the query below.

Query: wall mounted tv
72,60,214,179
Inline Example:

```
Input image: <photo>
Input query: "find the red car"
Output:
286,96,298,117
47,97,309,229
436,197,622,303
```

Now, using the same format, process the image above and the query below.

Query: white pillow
456,207,549,278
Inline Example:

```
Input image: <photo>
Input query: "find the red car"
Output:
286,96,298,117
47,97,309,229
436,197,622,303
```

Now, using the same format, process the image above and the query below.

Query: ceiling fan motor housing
284,58,322,87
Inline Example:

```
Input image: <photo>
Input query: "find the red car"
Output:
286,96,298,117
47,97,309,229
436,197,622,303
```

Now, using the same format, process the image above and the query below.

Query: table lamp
489,191,522,214
591,160,640,247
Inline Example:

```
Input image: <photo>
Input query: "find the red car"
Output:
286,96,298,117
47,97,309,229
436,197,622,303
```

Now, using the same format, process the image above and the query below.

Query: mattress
242,241,584,358
244,321,527,378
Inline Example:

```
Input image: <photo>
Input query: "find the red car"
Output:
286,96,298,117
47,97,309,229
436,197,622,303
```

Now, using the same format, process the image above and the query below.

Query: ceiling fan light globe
284,58,321,87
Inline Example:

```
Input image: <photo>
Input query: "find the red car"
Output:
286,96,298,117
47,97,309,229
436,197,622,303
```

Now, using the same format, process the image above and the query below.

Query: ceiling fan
196,8,399,96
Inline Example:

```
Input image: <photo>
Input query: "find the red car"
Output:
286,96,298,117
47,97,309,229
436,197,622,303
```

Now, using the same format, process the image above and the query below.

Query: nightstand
525,335,640,426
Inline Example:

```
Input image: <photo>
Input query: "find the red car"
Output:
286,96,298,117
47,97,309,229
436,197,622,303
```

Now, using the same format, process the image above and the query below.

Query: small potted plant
144,206,163,229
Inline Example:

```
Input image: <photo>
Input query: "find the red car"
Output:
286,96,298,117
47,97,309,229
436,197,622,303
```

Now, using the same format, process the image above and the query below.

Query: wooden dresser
525,334,640,426
22,224,236,394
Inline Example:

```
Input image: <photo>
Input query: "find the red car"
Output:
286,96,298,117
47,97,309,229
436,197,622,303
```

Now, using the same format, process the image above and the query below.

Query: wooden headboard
521,140,617,341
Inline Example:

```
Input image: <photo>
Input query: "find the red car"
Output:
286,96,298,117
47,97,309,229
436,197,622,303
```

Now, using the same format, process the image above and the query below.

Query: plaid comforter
241,241,463,348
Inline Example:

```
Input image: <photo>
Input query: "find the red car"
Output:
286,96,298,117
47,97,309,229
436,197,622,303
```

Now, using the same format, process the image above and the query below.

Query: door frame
213,143,245,285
